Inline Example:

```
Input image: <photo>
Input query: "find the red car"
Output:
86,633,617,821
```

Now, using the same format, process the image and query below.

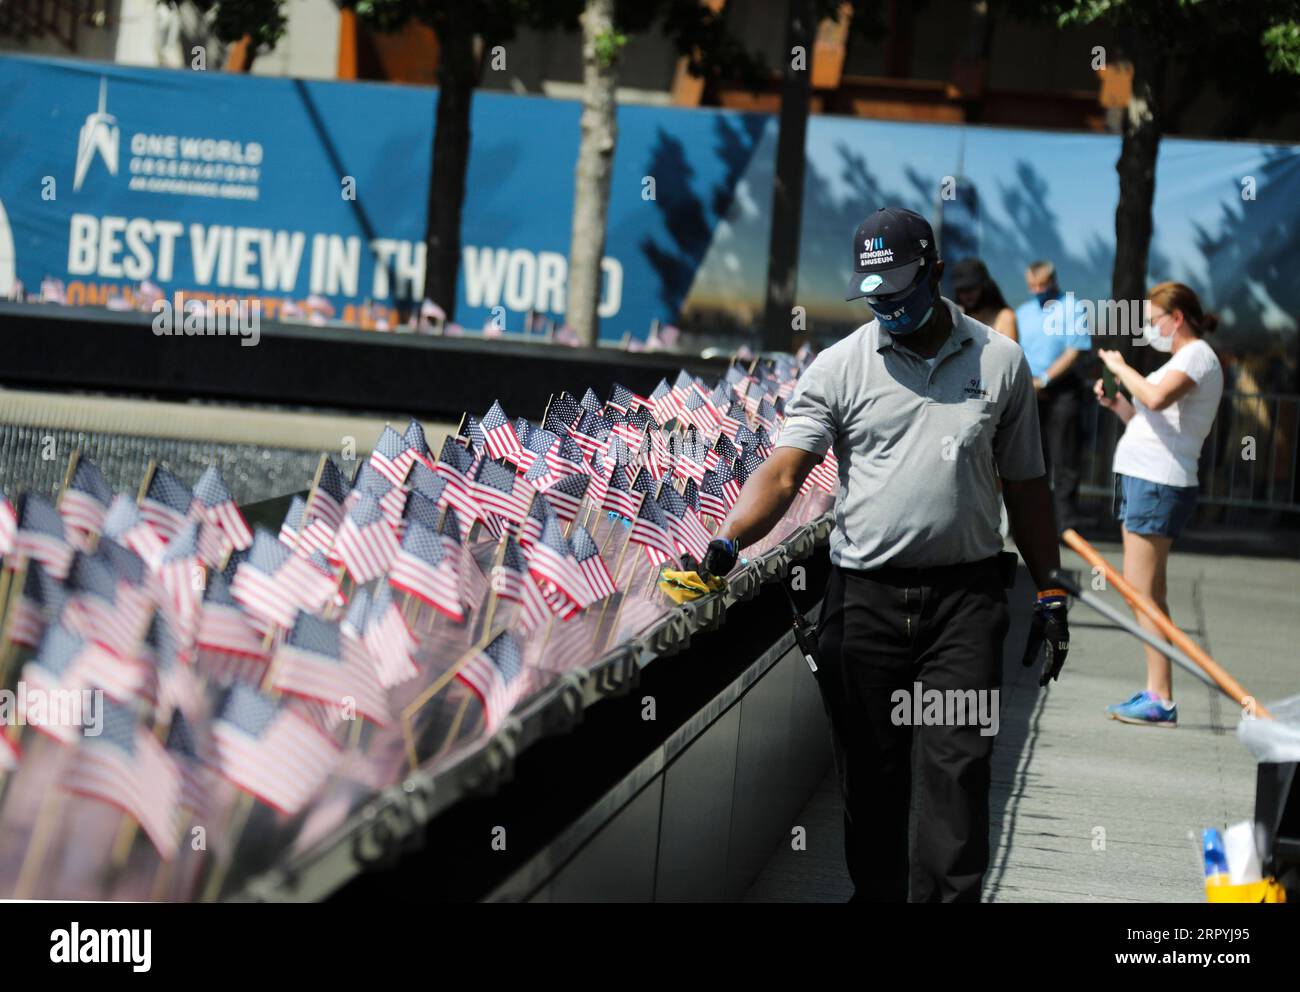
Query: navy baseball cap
845,207,937,301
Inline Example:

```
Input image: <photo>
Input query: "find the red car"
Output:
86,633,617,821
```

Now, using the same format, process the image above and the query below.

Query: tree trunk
1111,42,1164,372
761,0,813,353
424,19,476,319
566,0,620,347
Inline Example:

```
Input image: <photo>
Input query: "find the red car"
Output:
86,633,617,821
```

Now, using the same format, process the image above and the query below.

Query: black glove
1022,589,1069,686
700,536,738,580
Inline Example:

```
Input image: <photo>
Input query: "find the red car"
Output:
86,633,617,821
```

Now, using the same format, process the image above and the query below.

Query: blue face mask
1035,287,1059,306
867,275,936,335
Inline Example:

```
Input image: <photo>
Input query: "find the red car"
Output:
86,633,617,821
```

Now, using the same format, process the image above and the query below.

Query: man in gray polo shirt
690,208,1069,902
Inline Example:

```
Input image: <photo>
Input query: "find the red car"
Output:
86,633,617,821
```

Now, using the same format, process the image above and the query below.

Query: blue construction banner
1,52,1296,354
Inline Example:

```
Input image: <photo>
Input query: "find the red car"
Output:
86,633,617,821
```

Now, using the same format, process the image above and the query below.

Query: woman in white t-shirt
1093,281,1223,728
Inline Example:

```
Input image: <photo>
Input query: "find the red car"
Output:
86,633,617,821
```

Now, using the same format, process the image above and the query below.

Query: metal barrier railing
1080,390,1300,514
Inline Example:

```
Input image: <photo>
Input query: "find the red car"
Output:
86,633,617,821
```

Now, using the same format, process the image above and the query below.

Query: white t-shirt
1112,339,1223,487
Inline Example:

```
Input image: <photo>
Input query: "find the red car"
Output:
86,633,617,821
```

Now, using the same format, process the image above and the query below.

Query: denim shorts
1112,473,1199,538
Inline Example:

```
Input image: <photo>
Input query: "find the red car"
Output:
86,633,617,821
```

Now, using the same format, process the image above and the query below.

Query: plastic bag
1237,693,1300,762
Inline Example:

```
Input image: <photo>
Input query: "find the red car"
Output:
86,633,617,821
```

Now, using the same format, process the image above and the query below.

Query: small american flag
271,612,391,727
471,458,532,526
528,514,594,610
140,467,192,542
460,414,489,455
64,552,151,662
401,488,442,535
60,458,113,542
491,536,550,633
541,473,590,526
629,491,676,566
156,520,202,639
22,626,94,743
600,464,642,519
682,476,703,515
514,416,535,450
9,562,66,648
524,427,560,473
806,450,839,494
407,462,447,504
363,582,418,689
570,524,616,601
482,400,529,468
101,496,163,570
212,683,340,816
649,378,679,424
456,631,526,733
608,383,649,415
389,521,463,622
519,491,552,547
232,530,314,628
523,450,559,492
699,469,732,521
164,709,212,817
370,424,413,487
547,435,590,480
402,418,432,473
718,400,746,440
657,484,712,561
143,614,198,717
64,698,181,859
736,448,767,485
336,494,399,584
13,492,72,580
0,489,16,557
196,571,269,681
569,410,610,460
543,392,583,435
436,436,487,525
191,465,253,557
349,463,407,530
310,458,352,531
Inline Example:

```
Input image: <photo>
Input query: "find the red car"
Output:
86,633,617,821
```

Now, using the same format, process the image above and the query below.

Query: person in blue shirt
1015,260,1092,534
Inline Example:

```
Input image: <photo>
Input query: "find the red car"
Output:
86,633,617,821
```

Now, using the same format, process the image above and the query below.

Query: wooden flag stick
594,532,638,648
0,559,28,689
200,791,255,902
56,448,81,509
110,814,140,872
438,694,473,756
480,533,508,641
136,459,158,506
400,633,487,771
13,787,67,899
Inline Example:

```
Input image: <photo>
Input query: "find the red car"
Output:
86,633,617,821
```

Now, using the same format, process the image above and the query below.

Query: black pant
814,558,1009,903
1038,381,1083,532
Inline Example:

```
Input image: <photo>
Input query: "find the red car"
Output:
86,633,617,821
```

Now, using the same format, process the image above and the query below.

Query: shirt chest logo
963,377,991,400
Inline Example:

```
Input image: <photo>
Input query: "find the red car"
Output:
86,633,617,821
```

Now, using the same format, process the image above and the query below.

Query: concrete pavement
743,541,1300,903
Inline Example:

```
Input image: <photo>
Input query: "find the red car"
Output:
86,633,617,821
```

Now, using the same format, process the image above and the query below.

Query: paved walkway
744,542,1300,903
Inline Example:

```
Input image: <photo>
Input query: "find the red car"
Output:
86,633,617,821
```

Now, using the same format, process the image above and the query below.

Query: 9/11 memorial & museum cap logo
845,207,937,301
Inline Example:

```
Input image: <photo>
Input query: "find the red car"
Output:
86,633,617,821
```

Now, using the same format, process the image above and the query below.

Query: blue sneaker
1106,690,1177,727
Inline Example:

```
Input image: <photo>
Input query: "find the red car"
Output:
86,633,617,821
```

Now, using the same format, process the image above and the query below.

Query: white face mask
1141,321,1174,353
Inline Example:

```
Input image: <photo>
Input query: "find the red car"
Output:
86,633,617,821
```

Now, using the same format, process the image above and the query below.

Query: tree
567,0,862,348
1004,1,1300,366
173,0,288,71
352,1,583,323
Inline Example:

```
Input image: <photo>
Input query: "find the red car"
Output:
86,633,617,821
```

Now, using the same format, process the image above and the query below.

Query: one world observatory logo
73,77,119,192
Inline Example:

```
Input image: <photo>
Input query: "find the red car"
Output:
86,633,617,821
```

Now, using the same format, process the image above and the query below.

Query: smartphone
1102,365,1118,400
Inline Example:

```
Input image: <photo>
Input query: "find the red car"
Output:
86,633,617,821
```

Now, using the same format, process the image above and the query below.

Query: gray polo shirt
777,298,1045,570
